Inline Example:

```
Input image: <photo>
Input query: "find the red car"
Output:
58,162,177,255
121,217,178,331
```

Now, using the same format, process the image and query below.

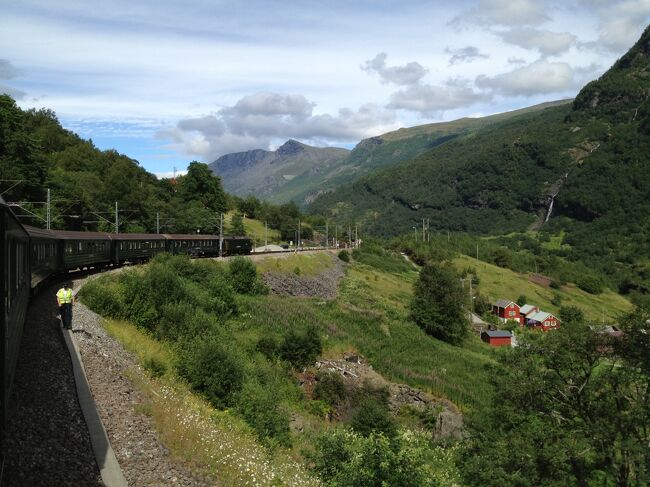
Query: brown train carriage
163,234,221,257
112,233,167,264
24,226,62,289
53,229,113,271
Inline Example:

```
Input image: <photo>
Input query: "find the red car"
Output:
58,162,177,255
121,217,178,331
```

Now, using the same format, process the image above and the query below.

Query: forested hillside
0,95,310,237
311,25,650,303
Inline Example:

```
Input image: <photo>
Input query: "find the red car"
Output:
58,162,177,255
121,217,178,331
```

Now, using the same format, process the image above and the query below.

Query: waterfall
544,196,555,223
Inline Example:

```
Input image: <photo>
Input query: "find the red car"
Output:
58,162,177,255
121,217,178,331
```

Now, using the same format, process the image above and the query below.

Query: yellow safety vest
57,288,73,304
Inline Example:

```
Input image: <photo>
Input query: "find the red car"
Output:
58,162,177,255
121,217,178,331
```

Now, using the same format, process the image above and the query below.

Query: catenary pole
46,188,51,230
219,213,223,258
115,201,119,233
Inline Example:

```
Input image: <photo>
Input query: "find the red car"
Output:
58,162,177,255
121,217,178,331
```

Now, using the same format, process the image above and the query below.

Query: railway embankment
72,298,210,486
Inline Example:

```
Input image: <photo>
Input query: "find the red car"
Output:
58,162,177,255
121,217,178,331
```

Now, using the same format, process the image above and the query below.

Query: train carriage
55,230,113,271
0,196,30,439
112,233,167,264
223,236,253,256
24,226,62,289
163,234,221,257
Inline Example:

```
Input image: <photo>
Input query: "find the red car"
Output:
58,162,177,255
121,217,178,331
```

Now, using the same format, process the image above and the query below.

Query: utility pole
298,219,301,251
45,188,51,230
325,221,329,249
355,224,358,248
115,201,119,233
422,218,425,242
156,212,160,234
348,225,352,248
219,212,223,258
265,221,268,251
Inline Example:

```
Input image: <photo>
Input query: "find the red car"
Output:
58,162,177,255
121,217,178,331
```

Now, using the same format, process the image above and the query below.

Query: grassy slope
241,252,497,413
101,318,318,486
224,211,281,242
453,254,633,321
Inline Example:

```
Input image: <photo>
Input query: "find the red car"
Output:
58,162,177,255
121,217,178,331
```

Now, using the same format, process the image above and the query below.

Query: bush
338,250,350,263
351,398,397,439
575,274,603,294
516,294,528,306
143,356,167,378
309,428,435,487
229,256,259,294
256,336,279,359
177,334,245,408
235,381,291,448
313,370,347,406
279,326,322,369
78,279,124,318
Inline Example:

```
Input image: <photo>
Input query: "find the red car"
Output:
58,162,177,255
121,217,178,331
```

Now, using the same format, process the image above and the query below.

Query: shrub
351,398,397,439
143,356,167,378
177,334,245,408
145,263,187,310
575,274,603,294
309,428,435,487
229,256,259,294
234,381,291,448
313,370,347,406
516,294,528,306
256,336,279,359
338,250,350,263
279,326,322,369
79,279,124,318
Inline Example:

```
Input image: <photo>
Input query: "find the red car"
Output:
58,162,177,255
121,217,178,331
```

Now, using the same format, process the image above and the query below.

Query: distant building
492,299,522,326
527,311,560,331
519,304,539,322
481,330,513,347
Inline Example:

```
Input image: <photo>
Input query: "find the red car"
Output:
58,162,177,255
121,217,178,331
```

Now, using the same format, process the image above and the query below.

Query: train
0,194,252,443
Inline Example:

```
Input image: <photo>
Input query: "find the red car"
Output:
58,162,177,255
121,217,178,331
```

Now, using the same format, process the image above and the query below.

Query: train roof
24,225,59,239
162,233,220,240
50,229,114,240
112,233,167,240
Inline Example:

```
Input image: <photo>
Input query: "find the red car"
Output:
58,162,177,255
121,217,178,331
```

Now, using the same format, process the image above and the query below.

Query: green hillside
267,100,570,205
310,25,650,304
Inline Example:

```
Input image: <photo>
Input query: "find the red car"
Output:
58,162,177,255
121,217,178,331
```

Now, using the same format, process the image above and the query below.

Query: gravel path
2,282,104,487
72,275,211,487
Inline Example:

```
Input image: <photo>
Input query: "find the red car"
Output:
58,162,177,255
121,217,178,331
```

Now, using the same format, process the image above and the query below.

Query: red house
481,330,513,347
527,311,560,331
492,299,523,326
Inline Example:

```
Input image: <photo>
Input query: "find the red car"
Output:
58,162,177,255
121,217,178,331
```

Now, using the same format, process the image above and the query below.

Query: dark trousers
60,304,72,329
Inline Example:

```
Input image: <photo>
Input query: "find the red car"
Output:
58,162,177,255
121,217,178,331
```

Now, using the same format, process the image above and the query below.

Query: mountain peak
276,139,306,156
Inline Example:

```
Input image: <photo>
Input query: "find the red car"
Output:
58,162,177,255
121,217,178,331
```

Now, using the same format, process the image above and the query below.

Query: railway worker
56,282,74,330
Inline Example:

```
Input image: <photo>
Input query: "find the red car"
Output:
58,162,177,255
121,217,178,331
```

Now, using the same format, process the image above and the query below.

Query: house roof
529,311,556,322
520,304,537,315
483,330,513,338
494,299,517,308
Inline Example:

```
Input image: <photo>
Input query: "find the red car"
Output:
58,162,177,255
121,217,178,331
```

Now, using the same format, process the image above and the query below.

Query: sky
2,0,650,177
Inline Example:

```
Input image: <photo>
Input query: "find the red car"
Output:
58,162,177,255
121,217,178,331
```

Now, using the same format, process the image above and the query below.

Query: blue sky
2,0,649,177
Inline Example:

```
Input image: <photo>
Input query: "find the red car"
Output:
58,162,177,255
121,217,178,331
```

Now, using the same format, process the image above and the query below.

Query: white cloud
497,28,577,57
455,0,550,27
476,60,576,96
580,0,650,51
160,93,398,160
446,46,490,65
362,53,428,86
388,79,490,116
